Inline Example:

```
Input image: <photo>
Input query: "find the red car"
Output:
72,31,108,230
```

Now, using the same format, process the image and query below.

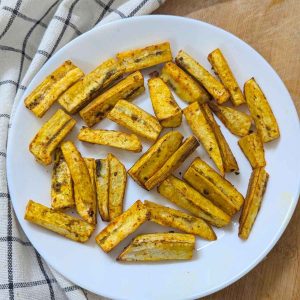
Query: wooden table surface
155,1,300,299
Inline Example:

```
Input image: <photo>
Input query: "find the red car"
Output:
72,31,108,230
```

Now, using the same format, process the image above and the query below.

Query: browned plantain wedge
157,175,231,227
95,158,110,221
117,233,195,262
145,136,199,190
238,133,266,169
208,102,252,137
80,71,145,127
244,78,280,143
183,101,224,175
116,42,172,73
29,109,76,165
107,100,162,141
74,157,97,223
58,58,122,114
144,200,216,240
95,200,149,252
25,60,84,117
239,167,269,239
201,103,238,173
128,131,183,188
161,61,210,104
24,200,95,242
208,48,245,106
51,148,74,210
183,158,244,216
148,77,182,128
108,153,127,220
175,50,230,104
61,141,97,225
78,127,142,152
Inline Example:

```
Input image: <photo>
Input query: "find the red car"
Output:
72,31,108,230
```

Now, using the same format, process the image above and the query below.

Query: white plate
7,15,300,300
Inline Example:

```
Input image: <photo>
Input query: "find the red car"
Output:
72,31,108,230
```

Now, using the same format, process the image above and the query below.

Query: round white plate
7,15,300,300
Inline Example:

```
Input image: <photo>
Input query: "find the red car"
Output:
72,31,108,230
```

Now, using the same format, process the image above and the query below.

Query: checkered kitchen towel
0,0,164,299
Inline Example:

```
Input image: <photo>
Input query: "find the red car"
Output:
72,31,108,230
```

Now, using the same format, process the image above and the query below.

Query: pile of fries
24,42,279,262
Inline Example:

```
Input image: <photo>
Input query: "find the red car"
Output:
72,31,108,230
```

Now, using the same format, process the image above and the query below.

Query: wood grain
155,1,300,299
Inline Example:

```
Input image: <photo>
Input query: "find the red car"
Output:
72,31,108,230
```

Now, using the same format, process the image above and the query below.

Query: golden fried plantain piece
208,48,245,106
61,141,97,224
73,157,97,224
107,100,162,141
117,233,195,262
116,42,172,73
183,102,224,175
95,200,149,252
183,158,244,216
108,153,127,220
208,102,252,137
202,103,238,173
157,175,230,227
144,200,216,240
29,109,76,165
239,168,269,239
148,77,182,128
24,200,95,242
145,136,199,190
244,78,280,143
128,131,183,188
51,148,74,210
238,133,266,169
175,50,230,104
80,71,145,127
25,60,84,117
95,158,110,221
78,127,142,152
75,157,97,221
161,61,210,104
58,58,122,114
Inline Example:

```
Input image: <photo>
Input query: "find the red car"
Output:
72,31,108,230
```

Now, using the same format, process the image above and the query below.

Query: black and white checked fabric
0,0,164,299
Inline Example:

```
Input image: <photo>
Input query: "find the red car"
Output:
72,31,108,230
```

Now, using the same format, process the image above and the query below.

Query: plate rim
6,14,300,299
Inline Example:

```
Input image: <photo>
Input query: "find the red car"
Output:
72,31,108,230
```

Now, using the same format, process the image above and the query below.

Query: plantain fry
29,109,76,165
117,233,195,262
157,175,231,227
61,141,97,224
183,101,224,175
78,127,142,152
145,136,199,190
183,158,244,216
25,60,84,117
95,200,149,252
108,153,127,220
74,157,97,225
208,102,252,137
116,42,172,73
51,148,74,210
24,200,94,242
58,58,122,114
208,48,245,106
238,133,266,169
80,71,145,127
128,131,183,188
144,200,216,240
161,61,210,104
239,167,269,239
107,99,162,141
244,78,280,142
202,103,238,173
175,50,230,104
95,158,110,221
148,77,182,128
82,157,97,211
